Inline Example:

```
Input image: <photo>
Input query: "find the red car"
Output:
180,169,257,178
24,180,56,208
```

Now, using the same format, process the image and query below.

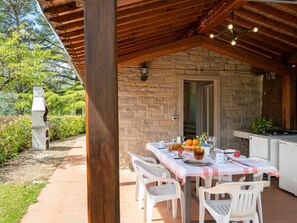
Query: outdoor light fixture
209,10,258,46
140,62,148,81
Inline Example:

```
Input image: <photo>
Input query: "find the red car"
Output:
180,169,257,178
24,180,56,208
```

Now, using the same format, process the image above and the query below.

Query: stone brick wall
119,47,262,168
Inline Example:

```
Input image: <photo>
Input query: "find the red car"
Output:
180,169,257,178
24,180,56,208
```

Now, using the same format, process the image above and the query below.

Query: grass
0,182,45,223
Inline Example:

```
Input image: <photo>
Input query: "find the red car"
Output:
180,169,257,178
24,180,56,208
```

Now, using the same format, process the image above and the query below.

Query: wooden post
85,0,119,222
282,75,296,129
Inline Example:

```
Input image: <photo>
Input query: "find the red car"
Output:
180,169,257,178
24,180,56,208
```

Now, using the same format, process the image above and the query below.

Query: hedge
48,115,86,141
0,115,85,164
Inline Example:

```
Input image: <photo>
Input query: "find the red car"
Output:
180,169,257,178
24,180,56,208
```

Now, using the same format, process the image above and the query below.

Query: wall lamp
140,62,149,81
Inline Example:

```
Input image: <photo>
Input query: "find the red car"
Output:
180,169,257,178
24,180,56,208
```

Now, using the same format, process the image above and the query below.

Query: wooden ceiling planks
238,8,297,37
37,0,297,78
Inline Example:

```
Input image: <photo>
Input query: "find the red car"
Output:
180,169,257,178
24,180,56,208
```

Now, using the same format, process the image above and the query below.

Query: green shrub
0,115,86,164
48,115,86,141
249,117,273,133
0,116,31,163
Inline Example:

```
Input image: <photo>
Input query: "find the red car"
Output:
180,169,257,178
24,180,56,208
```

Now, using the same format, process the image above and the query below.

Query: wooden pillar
85,0,119,222
282,75,296,129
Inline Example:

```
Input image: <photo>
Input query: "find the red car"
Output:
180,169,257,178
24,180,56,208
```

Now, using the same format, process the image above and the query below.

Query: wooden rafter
118,35,203,66
118,0,214,26
232,17,297,50
218,21,288,55
118,32,183,52
118,0,195,19
118,4,212,32
201,36,297,76
185,0,247,37
49,10,83,23
59,28,84,38
43,2,80,14
118,20,196,42
55,20,83,32
238,8,297,37
247,2,297,25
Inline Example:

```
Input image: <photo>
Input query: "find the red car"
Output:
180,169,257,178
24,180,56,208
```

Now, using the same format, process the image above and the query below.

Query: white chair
199,181,270,223
128,150,161,209
243,156,271,185
196,175,232,197
214,156,270,223
134,159,184,223
237,156,271,223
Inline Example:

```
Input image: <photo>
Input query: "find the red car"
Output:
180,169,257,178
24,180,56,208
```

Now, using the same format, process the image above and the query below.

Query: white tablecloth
146,142,279,184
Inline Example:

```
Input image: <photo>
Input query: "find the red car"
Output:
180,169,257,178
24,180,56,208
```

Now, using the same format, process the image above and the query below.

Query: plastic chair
199,181,270,223
242,156,271,185
128,150,161,209
134,159,184,223
237,156,271,223
196,175,232,197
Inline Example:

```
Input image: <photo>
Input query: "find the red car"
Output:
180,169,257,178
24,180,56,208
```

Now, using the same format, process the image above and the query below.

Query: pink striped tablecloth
146,142,279,184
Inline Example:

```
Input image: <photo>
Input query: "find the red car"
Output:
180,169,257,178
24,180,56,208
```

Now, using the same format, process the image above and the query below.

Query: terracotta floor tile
21,136,297,223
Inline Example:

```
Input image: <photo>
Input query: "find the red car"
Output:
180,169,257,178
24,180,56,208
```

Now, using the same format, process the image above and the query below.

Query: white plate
183,159,211,166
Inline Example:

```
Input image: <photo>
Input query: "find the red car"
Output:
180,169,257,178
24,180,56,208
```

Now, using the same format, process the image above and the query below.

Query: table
146,142,279,223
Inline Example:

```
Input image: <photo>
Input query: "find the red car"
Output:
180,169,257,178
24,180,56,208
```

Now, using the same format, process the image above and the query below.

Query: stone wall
119,47,263,168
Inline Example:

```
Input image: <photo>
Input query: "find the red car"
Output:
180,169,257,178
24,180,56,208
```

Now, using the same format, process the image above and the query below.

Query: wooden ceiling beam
211,32,276,58
118,18,197,41
118,0,214,26
282,3,297,10
65,41,84,49
242,0,297,4
67,46,84,53
118,28,189,49
118,3,212,32
230,39,277,59
238,8,297,37
63,36,84,44
43,2,79,14
186,0,247,37
118,35,203,66
274,53,297,66
286,53,297,65
201,36,297,76
118,36,180,55
118,31,184,49
231,17,297,51
55,20,83,31
117,0,157,8
49,10,83,23
59,28,84,38
118,0,193,19
247,2,297,25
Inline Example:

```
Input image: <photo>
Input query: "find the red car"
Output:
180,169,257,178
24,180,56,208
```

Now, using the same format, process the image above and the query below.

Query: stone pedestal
32,126,50,150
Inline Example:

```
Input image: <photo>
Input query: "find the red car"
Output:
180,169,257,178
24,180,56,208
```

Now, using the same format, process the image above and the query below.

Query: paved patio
21,136,297,223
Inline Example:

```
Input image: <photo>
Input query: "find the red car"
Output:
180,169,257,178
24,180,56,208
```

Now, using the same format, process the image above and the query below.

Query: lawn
0,183,45,223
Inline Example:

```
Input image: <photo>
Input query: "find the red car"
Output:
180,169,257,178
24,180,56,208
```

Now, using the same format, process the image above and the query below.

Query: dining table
146,142,279,223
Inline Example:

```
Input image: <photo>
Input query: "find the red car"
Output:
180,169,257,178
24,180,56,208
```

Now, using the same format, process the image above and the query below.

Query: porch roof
37,0,297,82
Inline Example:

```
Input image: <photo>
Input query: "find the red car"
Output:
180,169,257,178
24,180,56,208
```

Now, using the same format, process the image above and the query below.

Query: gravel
0,136,82,184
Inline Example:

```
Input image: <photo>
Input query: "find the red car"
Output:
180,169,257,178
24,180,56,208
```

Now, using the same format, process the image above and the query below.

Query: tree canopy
0,0,85,115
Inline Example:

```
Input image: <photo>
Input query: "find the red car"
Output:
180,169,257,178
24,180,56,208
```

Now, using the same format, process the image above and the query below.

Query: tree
0,0,85,115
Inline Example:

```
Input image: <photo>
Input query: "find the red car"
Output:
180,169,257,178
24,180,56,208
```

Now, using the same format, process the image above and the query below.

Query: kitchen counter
234,130,297,169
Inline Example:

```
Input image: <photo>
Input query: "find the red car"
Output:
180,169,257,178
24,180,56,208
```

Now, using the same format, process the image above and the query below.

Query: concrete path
21,136,87,223
20,135,184,223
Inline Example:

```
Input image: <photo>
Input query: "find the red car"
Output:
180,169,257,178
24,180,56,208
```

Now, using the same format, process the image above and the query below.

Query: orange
192,139,199,146
185,139,193,146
